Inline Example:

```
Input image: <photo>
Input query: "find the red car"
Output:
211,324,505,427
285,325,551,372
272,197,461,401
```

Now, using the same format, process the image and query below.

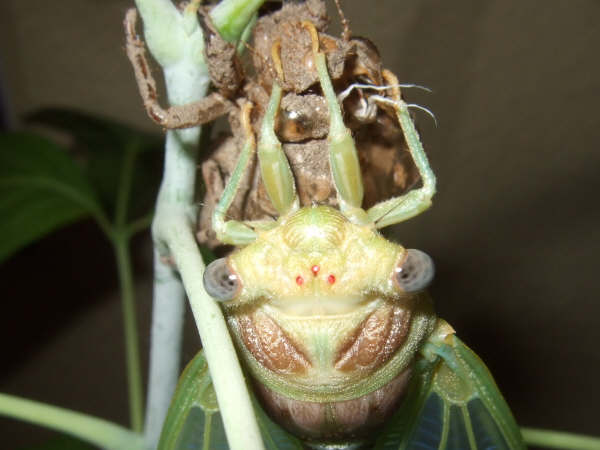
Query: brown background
1,0,599,447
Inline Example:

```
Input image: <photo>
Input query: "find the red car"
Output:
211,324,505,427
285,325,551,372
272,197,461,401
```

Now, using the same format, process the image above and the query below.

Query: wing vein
461,405,478,450
203,413,212,450
438,401,450,450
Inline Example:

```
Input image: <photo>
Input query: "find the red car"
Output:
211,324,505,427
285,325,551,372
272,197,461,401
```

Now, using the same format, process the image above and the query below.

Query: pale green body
226,205,436,403
210,25,439,420
158,23,525,450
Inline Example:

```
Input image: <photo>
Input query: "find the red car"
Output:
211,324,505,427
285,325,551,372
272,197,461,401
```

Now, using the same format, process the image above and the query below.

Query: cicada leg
124,8,233,129
212,102,261,245
255,43,299,216
365,69,437,228
213,42,303,244
302,21,369,225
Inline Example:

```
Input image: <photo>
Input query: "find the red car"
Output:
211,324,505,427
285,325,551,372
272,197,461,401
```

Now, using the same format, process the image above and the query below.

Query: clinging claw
271,40,285,82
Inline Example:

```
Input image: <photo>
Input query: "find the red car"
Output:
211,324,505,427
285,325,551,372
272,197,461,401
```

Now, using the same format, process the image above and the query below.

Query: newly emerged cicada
166,22,524,450
126,1,525,448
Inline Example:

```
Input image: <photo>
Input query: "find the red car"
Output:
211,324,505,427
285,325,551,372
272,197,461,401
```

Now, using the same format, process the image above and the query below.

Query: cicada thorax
226,301,435,444
197,0,420,249
227,302,418,443
215,206,437,445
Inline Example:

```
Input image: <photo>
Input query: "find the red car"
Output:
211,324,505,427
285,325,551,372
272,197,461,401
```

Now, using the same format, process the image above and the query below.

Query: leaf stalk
522,427,600,450
113,233,145,433
0,393,144,450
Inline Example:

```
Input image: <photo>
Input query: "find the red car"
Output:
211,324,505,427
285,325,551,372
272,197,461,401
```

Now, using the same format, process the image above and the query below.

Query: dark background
0,0,599,447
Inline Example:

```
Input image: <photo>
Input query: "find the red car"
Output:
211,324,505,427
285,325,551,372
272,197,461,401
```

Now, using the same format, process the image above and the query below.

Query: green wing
157,351,304,450
375,322,525,450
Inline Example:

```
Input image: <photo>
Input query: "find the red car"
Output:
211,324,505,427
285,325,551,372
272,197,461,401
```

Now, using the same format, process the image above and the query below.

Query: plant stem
162,214,264,450
151,123,264,450
132,1,265,448
115,141,139,227
0,393,144,450
144,247,186,447
137,0,210,436
144,130,203,450
114,234,144,433
522,427,600,450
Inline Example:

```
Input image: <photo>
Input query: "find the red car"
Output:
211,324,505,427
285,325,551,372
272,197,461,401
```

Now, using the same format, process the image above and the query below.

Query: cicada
156,14,526,449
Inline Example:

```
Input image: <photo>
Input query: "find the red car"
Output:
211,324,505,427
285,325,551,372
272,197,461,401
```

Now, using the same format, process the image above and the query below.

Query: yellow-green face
204,205,436,440
231,205,406,314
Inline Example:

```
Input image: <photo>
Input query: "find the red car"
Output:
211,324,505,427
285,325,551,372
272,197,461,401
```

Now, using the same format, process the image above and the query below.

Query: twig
143,248,186,447
132,1,265,448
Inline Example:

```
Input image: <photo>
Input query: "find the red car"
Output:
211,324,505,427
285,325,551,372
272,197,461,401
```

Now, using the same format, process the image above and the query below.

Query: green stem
114,234,144,432
112,139,145,432
115,142,139,227
0,393,143,450
162,215,265,450
522,427,600,450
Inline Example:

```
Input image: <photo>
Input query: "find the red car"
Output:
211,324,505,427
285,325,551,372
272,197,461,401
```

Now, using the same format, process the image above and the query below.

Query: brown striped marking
236,310,311,375
335,302,411,372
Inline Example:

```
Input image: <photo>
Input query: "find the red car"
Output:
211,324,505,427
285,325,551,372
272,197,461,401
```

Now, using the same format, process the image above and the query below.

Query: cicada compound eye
394,249,435,293
203,258,240,302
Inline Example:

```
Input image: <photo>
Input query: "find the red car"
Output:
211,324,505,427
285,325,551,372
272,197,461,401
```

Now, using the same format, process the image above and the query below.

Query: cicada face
204,205,436,444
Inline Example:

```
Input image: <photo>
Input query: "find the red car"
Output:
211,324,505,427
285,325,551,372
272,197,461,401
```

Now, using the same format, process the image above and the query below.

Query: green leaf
26,108,163,222
0,132,107,262
199,245,217,264
210,0,265,43
26,108,160,154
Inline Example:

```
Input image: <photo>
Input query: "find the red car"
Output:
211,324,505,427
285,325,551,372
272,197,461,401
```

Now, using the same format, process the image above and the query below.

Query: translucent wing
157,351,304,450
375,328,525,450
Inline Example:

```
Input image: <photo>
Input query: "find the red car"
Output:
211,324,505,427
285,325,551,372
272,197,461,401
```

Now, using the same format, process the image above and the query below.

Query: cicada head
204,205,437,444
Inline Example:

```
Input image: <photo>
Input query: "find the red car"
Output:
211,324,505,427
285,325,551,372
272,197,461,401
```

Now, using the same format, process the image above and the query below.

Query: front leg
212,102,278,246
302,21,367,224
124,8,233,129
367,70,437,228
254,43,299,217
